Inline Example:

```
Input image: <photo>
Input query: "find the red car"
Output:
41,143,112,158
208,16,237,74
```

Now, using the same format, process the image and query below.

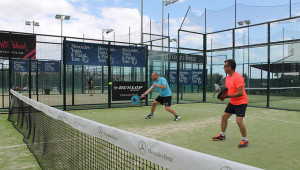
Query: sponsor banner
110,45,146,67
12,60,60,73
11,89,262,170
66,41,146,67
169,53,203,63
169,69,203,85
0,33,36,59
112,82,147,101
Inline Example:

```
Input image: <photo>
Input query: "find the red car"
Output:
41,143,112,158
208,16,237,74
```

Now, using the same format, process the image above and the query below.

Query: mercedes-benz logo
138,141,147,155
98,127,103,137
220,166,232,170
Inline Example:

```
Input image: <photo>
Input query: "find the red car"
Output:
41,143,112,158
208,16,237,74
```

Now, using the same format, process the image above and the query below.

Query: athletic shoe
174,115,180,121
145,114,153,119
212,134,226,141
238,140,248,148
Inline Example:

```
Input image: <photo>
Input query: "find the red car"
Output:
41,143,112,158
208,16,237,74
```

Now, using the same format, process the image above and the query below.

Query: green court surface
1,102,300,169
0,114,41,170
69,103,300,170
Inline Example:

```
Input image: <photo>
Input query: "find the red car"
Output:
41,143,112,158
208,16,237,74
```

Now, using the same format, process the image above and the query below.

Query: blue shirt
152,77,172,97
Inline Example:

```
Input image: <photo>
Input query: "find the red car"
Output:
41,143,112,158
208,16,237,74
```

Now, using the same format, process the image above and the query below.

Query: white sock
242,136,248,141
220,132,225,136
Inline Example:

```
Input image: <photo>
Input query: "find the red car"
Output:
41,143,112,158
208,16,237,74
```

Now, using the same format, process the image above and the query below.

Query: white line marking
0,144,26,149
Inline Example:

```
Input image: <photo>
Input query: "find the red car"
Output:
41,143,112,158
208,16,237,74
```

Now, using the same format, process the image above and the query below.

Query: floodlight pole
25,20,40,34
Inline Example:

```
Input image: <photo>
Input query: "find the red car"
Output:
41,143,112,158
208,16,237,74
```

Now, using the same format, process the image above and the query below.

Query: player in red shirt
212,59,249,148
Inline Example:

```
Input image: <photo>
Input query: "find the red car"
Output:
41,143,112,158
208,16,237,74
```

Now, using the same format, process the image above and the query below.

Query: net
8,89,261,170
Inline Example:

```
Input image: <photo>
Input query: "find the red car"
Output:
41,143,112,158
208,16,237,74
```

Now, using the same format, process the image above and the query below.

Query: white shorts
215,84,220,91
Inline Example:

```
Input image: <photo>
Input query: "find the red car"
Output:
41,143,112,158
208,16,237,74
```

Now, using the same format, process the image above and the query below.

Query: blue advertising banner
66,41,146,67
110,45,146,67
12,60,29,72
12,60,60,73
169,69,203,85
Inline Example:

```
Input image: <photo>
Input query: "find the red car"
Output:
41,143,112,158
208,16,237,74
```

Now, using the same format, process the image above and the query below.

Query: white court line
247,116,300,124
0,144,26,149
174,106,300,124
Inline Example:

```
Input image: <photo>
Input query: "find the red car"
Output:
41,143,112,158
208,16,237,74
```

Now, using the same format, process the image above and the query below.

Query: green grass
69,103,300,170
0,114,41,170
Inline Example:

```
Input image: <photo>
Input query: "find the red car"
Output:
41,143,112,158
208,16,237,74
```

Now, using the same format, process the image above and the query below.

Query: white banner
11,90,262,170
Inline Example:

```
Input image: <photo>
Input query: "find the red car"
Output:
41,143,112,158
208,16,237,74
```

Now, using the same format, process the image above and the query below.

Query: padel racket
131,96,144,105
217,88,228,100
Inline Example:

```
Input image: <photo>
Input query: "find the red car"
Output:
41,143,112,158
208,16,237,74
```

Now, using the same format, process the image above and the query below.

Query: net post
203,34,207,102
267,22,270,108
176,29,180,104
63,37,67,110
108,42,112,108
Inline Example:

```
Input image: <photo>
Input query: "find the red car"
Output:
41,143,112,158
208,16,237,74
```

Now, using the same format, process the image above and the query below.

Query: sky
1,0,299,41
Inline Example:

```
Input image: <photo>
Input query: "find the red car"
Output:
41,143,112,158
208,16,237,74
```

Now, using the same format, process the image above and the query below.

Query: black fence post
232,29,235,60
145,45,149,106
8,32,12,113
101,66,104,93
176,30,180,104
72,65,75,106
29,58,32,99
267,23,271,108
63,37,67,110
108,42,112,108
82,65,84,94
1,63,4,108
36,60,39,101
203,34,207,102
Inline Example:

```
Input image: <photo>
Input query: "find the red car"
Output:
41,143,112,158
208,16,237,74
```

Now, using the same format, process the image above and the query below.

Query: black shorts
225,103,248,117
155,96,172,107
88,85,93,90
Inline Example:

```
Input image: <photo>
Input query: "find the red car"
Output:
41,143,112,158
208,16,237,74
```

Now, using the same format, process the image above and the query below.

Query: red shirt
225,72,248,105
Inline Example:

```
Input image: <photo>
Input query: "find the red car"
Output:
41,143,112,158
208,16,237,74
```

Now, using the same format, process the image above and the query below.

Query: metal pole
63,37,67,110
108,42,112,108
82,34,84,94
129,26,131,45
177,29,180,104
247,25,250,94
145,46,149,106
29,58,32,98
232,29,235,60
267,23,271,108
203,34,207,102
72,65,74,106
205,8,207,34
1,63,4,108
162,1,164,52
282,27,285,86
101,30,104,93
8,32,12,114
167,13,170,83
210,39,213,92
235,0,237,28
141,0,144,44
290,0,292,18
36,61,38,101
243,31,245,76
